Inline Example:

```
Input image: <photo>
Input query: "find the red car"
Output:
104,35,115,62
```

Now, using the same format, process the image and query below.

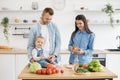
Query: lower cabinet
0,54,29,80
0,54,15,80
106,54,120,80
0,53,120,80
15,54,29,80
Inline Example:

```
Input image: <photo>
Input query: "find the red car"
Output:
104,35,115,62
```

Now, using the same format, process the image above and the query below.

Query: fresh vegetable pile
88,60,103,72
74,64,89,73
29,63,64,75
74,60,104,73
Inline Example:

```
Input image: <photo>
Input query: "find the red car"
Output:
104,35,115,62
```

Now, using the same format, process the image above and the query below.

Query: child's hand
40,55,47,59
30,57,36,63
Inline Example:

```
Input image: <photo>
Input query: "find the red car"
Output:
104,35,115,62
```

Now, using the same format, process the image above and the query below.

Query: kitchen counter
0,49,120,54
0,49,26,54
18,65,117,80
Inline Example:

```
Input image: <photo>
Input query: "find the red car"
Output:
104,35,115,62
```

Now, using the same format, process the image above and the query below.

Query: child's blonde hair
35,35,45,42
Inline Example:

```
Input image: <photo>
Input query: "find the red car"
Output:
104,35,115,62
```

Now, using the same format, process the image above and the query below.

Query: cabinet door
0,54,15,80
15,54,29,80
106,54,120,80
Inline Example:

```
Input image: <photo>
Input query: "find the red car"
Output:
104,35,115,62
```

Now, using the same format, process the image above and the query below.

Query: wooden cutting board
0,46,12,50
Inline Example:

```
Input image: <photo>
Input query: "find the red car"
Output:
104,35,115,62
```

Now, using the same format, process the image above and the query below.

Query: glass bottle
74,54,79,64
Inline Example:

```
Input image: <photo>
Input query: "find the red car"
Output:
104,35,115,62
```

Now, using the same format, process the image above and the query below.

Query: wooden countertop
0,49,120,54
18,65,117,80
0,49,26,54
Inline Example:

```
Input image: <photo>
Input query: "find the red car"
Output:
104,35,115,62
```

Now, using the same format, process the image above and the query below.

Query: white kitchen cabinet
106,54,120,80
0,54,15,80
15,54,29,80
0,53,29,80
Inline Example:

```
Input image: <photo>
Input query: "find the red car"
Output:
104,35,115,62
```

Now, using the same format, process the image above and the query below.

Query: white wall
0,0,120,50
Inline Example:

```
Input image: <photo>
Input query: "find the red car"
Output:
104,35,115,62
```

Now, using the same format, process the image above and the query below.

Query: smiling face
35,37,45,49
75,20,85,31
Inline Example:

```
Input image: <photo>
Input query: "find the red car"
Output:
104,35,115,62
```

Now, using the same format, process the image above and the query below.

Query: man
27,7,61,67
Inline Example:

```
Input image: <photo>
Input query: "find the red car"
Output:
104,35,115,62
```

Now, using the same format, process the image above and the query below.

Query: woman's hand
75,49,85,54
70,47,74,52
70,47,80,53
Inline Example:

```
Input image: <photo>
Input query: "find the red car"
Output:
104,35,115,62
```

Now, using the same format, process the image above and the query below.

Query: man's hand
47,55,56,63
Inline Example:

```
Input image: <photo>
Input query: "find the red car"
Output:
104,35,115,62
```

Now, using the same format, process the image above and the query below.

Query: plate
74,72,91,75
53,0,65,10
64,64,73,69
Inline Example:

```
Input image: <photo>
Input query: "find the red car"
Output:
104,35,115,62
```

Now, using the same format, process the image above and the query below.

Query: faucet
116,35,120,49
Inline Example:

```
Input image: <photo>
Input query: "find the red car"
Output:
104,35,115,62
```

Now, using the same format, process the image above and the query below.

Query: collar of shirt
77,30,87,34
35,47,42,50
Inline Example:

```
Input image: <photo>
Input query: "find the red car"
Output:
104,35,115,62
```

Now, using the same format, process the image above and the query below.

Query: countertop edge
0,49,120,54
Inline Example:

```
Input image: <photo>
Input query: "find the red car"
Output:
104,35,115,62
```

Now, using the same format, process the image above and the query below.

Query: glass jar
32,2,38,10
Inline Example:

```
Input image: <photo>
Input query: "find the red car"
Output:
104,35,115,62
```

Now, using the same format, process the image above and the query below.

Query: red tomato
36,69,41,75
82,65,88,69
41,69,47,75
46,69,52,75
52,69,56,74
60,70,64,73
47,64,54,69
53,66,57,70
55,69,59,73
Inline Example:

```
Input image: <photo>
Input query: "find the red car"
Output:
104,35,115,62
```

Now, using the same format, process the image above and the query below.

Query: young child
32,36,55,68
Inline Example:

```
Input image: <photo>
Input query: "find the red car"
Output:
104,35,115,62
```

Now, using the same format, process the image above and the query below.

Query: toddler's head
35,36,45,49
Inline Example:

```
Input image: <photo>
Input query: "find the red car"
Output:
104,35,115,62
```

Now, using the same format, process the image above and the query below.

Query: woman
68,14,94,65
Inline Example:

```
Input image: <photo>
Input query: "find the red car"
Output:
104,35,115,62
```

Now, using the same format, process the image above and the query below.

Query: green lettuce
29,62,42,73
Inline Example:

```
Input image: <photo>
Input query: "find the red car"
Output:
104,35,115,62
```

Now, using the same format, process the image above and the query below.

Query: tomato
46,69,52,75
53,65,56,69
55,69,59,73
36,69,41,75
41,69,47,75
52,69,56,74
60,70,64,73
81,65,88,69
47,64,54,69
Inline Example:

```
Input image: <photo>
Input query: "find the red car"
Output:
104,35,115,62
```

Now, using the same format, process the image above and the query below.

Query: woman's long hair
72,14,93,37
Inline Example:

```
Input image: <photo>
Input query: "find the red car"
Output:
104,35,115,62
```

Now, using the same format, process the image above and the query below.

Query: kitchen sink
106,49,120,51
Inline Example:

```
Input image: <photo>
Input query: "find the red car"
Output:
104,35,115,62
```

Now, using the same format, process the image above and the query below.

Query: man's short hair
43,7,54,15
